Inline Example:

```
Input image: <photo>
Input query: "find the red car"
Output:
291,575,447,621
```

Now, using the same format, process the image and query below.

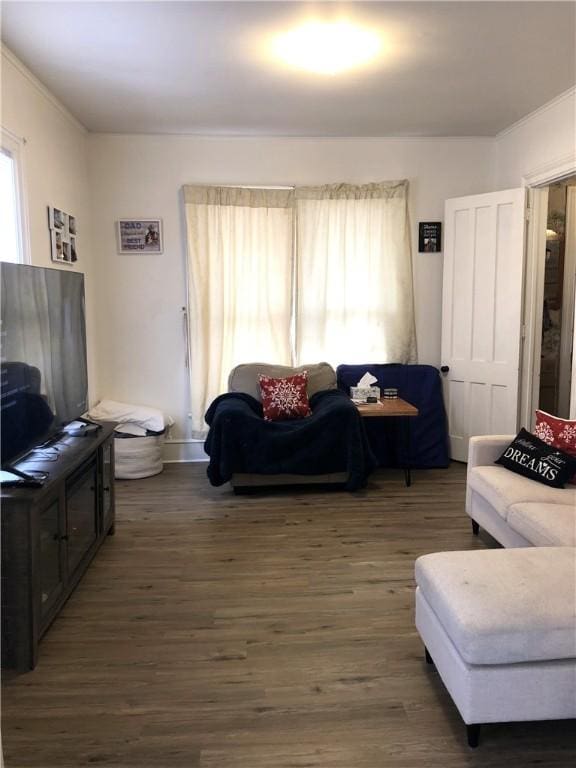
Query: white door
441,188,526,461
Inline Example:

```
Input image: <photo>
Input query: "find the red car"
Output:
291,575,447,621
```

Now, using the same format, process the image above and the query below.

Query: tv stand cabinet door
1,492,66,671
100,438,115,535
2,501,35,670
66,458,98,578
37,497,66,622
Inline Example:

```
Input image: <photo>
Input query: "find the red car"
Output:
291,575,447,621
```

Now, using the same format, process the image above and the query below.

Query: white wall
495,87,576,428
87,134,494,456
4,41,575,461
494,87,576,189
0,49,98,399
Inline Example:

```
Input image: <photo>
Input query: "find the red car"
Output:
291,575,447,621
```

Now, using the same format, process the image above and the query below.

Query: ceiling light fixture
271,20,383,76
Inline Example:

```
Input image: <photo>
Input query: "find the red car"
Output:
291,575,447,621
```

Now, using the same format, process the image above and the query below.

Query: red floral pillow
258,372,312,422
534,410,576,453
534,410,576,482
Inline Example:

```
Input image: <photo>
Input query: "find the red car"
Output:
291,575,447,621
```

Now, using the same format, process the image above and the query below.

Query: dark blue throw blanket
337,364,450,468
204,389,376,490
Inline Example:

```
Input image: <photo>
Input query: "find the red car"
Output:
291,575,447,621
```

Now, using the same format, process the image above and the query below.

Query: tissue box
350,386,381,402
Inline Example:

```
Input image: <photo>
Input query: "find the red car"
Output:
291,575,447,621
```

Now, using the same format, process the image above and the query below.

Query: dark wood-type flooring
2,464,575,767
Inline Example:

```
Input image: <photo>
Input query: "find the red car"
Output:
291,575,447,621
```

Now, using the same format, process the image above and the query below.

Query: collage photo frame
48,206,78,264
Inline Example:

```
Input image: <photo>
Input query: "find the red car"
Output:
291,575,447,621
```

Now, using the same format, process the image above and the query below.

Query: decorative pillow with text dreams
258,372,312,422
495,428,576,488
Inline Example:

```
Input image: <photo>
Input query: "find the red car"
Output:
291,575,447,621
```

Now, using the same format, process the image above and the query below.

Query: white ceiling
2,1,575,137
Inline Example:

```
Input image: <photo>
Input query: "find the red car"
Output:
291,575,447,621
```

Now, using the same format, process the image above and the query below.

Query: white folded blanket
87,399,174,433
114,423,148,437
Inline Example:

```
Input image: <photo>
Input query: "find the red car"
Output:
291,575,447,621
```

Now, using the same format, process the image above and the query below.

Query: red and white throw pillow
534,410,576,482
534,410,576,453
258,372,312,422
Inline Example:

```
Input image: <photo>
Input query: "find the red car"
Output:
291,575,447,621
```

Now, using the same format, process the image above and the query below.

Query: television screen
1,263,88,466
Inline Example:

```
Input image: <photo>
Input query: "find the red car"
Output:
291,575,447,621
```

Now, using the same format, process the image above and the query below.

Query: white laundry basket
86,399,173,479
114,431,165,479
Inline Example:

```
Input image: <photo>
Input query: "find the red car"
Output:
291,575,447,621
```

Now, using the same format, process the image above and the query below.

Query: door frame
559,187,576,416
520,156,576,428
518,185,548,429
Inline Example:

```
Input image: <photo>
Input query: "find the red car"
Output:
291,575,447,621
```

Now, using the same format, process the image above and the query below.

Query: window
1,131,28,264
183,181,416,436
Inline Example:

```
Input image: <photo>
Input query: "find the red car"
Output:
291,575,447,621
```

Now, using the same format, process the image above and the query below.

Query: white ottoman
415,547,576,747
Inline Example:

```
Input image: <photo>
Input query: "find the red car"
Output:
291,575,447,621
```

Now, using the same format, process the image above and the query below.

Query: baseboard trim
163,439,208,463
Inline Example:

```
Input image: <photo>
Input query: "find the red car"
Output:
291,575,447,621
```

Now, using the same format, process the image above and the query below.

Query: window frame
1,127,31,265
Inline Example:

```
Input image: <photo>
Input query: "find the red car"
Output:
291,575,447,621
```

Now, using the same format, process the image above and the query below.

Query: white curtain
294,181,417,366
184,186,294,436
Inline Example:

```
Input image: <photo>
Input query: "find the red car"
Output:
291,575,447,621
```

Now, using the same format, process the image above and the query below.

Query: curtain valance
295,180,407,201
183,185,294,208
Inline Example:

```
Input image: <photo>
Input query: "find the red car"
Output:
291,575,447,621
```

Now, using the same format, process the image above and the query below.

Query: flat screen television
1,263,88,466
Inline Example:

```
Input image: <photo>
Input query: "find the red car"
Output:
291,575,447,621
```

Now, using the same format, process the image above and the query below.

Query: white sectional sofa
466,435,576,548
414,434,576,747
415,546,576,747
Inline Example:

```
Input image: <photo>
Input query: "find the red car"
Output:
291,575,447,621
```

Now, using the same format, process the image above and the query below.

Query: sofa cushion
415,547,576,665
534,410,576,455
258,372,311,422
229,362,336,402
507,503,576,547
468,465,576,521
495,428,576,488
535,410,576,484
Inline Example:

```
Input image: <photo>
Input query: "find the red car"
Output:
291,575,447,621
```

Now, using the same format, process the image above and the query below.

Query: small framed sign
117,219,163,254
419,222,442,253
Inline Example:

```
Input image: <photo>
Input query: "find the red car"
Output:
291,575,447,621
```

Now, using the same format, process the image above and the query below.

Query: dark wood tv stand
1,423,116,672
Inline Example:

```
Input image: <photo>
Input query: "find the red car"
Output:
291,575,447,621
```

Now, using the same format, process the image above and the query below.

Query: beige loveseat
466,435,576,547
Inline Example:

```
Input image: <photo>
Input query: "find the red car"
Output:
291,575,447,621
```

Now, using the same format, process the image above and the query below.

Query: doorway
537,177,576,418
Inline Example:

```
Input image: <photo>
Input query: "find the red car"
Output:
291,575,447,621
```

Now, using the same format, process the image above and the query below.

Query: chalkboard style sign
419,222,442,253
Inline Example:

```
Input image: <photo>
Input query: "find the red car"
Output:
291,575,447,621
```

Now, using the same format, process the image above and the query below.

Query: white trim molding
522,153,576,188
0,126,31,265
519,187,548,431
163,439,208,464
497,86,576,141
1,45,87,134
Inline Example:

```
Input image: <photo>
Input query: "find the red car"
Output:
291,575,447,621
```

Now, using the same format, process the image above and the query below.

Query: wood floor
2,464,575,767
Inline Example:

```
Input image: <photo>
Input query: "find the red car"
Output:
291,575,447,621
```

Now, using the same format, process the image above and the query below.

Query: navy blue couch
336,364,450,468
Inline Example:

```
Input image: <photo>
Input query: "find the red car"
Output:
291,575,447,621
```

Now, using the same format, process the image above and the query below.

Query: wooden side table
353,397,419,486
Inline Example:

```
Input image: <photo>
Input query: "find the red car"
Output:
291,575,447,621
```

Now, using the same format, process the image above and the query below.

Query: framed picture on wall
117,219,163,254
48,205,77,264
418,222,442,253
50,230,73,263
51,230,63,261
48,206,65,230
